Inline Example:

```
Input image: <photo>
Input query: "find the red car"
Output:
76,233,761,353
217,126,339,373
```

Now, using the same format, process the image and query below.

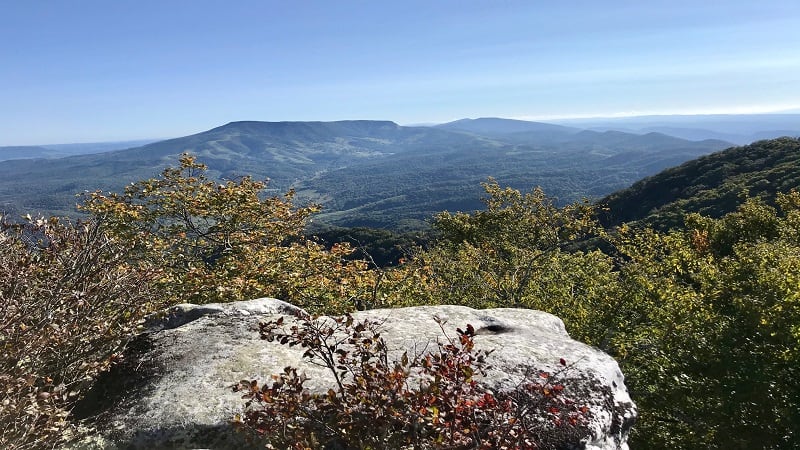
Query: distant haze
0,139,164,162
543,113,800,145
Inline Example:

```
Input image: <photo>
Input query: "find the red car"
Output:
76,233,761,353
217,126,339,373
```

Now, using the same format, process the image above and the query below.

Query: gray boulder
71,298,636,449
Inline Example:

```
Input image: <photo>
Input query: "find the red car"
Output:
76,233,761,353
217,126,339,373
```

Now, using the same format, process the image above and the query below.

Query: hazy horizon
3,110,800,147
2,0,799,145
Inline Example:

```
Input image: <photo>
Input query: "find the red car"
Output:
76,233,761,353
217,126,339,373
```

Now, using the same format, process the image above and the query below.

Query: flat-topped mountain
437,117,580,136
0,119,732,228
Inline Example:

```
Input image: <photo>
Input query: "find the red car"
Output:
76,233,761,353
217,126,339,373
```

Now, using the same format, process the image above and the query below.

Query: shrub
0,216,159,449
234,314,588,449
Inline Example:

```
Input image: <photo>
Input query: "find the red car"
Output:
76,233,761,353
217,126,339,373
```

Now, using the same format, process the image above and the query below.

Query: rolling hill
0,146,59,161
0,139,159,162
0,119,732,228
600,137,800,229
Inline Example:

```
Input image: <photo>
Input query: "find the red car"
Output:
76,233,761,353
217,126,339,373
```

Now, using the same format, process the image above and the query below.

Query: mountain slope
0,119,731,227
0,146,58,161
0,120,483,216
298,127,729,228
600,137,800,229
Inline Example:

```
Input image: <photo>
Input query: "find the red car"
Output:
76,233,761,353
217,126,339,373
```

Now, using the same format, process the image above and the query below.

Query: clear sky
2,0,800,145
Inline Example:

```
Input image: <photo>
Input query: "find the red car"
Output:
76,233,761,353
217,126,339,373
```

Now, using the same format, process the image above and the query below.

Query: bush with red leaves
234,315,589,449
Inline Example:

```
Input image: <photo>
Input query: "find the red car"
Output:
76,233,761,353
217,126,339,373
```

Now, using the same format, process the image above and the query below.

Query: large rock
71,298,636,449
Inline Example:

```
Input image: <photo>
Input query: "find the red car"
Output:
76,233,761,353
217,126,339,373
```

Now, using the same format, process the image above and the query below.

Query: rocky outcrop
71,298,636,449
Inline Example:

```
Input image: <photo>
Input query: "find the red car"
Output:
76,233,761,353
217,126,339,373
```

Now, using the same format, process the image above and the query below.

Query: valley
0,117,738,229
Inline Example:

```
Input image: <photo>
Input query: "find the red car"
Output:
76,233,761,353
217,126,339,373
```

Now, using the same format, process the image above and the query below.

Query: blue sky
2,0,799,145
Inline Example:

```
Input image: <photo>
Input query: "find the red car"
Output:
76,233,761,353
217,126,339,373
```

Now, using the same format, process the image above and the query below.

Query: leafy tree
607,194,800,449
399,180,618,344
433,178,597,253
0,156,408,449
80,154,376,313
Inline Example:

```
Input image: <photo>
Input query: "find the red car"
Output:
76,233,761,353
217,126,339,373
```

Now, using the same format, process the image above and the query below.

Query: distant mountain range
0,139,160,162
547,113,800,145
0,116,772,229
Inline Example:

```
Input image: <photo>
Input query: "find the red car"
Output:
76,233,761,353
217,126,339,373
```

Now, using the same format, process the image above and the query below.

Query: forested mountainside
0,146,64,161
601,137,800,229
302,125,729,229
0,119,729,227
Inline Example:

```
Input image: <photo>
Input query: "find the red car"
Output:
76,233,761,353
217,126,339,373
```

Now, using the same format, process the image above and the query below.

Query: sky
2,0,800,145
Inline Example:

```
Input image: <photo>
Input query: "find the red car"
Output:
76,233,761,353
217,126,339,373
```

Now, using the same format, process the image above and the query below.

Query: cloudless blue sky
2,0,799,145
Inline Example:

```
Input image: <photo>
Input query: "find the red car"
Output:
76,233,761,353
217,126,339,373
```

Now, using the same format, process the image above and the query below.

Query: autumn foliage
235,315,588,449
0,217,159,449
79,154,378,313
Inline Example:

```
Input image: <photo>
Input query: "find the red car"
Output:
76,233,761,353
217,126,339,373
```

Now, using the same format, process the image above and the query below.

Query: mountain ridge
600,137,800,229
548,113,800,145
0,118,733,227
436,117,580,136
